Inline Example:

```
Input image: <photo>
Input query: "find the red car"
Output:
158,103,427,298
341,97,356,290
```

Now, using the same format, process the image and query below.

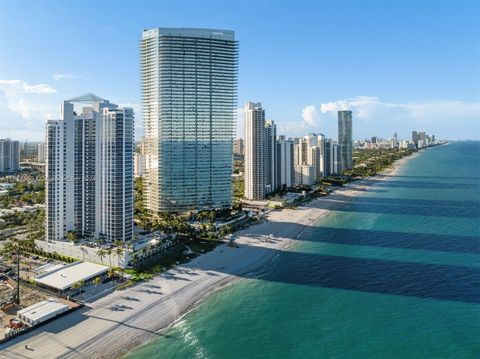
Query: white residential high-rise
323,138,332,177
233,138,244,156
46,94,134,243
244,102,265,200
330,143,340,174
294,165,316,186
37,142,46,163
0,138,20,173
141,28,238,212
308,145,321,180
276,136,294,188
264,120,277,194
338,110,353,171
134,138,146,178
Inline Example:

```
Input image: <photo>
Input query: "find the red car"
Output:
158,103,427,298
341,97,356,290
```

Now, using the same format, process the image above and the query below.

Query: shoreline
0,152,419,359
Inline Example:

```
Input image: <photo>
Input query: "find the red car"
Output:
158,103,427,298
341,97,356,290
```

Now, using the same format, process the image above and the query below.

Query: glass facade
338,110,353,170
141,28,238,212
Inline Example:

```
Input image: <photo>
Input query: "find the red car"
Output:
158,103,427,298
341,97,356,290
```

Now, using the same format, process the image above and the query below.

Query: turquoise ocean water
126,142,480,359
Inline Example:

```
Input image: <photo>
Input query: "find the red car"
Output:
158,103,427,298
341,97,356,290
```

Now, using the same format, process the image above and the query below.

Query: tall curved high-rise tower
338,110,353,171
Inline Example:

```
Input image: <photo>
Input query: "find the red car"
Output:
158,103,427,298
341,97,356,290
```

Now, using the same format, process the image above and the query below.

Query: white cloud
301,105,317,127
319,96,480,124
52,73,74,81
52,73,89,81
0,79,57,94
279,96,480,140
316,96,480,139
0,90,55,140
320,96,383,119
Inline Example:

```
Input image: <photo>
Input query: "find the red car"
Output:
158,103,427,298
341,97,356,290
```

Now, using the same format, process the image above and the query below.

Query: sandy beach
0,155,414,359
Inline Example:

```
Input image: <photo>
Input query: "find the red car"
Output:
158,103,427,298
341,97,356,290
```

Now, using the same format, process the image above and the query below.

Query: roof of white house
35,262,108,290
17,299,68,322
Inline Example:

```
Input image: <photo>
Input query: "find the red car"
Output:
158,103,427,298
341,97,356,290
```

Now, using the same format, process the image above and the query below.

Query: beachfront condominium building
141,28,238,212
338,110,353,171
412,131,418,147
37,142,46,163
233,138,244,156
244,102,265,200
323,138,332,177
330,143,340,174
264,120,277,194
276,135,294,189
20,142,40,161
0,139,20,174
46,93,134,243
294,164,316,186
134,137,147,178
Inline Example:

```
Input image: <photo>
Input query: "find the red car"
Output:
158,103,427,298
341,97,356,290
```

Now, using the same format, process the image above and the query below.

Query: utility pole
16,249,20,305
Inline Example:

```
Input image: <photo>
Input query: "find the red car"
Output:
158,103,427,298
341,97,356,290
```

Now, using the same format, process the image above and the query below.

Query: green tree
66,231,78,244
105,247,113,268
92,276,102,293
114,241,125,267
97,248,107,265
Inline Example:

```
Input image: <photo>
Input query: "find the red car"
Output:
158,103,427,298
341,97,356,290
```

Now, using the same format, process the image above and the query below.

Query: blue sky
0,0,479,141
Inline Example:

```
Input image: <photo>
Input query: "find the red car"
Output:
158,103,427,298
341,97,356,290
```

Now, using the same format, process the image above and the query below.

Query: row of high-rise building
44,27,238,244
0,140,46,166
412,131,435,148
355,130,437,150
0,138,20,174
243,104,353,200
36,26,440,247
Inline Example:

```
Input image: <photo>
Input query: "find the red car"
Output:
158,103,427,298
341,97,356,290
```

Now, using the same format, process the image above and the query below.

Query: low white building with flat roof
35,262,108,294
17,299,69,326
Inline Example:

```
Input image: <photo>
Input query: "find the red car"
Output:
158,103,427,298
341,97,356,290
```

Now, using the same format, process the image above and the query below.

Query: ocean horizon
126,141,480,359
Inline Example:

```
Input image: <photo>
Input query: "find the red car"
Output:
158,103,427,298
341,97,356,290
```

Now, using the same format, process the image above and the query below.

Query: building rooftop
17,299,68,322
35,262,108,290
68,93,106,104
143,27,235,40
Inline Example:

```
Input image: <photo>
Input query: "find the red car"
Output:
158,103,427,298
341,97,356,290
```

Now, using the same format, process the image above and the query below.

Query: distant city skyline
0,0,479,141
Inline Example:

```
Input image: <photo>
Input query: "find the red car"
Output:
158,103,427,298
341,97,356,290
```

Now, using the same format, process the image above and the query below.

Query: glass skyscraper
141,28,238,213
338,110,353,170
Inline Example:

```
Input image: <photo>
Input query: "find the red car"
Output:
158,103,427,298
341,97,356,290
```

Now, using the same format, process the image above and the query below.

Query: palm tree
97,248,106,265
71,281,83,297
114,241,124,267
92,276,102,293
66,231,77,245
79,280,86,298
107,267,117,282
105,247,113,268
224,224,233,236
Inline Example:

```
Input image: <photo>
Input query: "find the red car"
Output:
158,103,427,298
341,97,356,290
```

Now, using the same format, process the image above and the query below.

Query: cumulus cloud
0,90,55,140
301,105,317,127
320,96,385,119
0,79,57,94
